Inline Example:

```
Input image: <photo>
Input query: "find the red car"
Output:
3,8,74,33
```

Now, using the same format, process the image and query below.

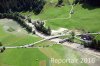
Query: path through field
44,5,74,22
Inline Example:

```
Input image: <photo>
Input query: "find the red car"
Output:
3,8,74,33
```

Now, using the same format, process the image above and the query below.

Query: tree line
83,39,100,50
73,0,100,6
56,0,100,6
0,13,51,35
81,35,100,50
34,21,51,35
0,0,46,14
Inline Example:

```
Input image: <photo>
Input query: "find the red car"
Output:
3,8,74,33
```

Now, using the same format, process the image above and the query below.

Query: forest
0,0,45,14
73,0,100,6
0,0,100,14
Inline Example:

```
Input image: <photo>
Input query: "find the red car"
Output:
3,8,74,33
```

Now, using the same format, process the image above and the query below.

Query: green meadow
0,0,100,66
21,0,100,32
0,22,87,66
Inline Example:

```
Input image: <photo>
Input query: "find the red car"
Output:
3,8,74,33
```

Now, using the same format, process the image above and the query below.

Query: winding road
3,2,100,60
5,4,75,49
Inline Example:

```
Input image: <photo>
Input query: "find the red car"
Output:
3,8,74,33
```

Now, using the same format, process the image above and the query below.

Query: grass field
0,45,88,66
0,0,100,66
0,21,88,66
0,48,49,66
0,19,42,46
0,19,88,66
21,0,100,32
40,45,88,66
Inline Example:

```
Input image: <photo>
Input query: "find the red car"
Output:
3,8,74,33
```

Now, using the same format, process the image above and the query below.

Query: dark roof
80,34,93,40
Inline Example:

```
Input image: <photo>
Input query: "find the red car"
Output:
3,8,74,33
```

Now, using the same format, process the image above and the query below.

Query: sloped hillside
21,0,100,32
